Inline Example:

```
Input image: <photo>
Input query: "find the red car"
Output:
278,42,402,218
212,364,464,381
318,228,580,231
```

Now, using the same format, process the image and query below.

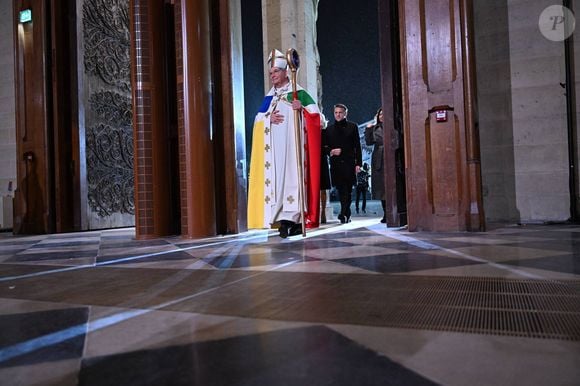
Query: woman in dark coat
365,108,387,223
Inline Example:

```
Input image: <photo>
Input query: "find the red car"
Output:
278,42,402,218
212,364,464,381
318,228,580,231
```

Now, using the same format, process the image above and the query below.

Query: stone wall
475,0,571,223
0,2,16,229
0,2,16,198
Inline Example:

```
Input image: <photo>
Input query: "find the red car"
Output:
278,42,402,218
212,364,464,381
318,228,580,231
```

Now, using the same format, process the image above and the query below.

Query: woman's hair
375,107,383,123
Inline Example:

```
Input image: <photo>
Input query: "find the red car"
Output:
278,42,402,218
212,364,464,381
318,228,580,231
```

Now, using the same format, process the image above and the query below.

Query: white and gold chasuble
248,83,320,229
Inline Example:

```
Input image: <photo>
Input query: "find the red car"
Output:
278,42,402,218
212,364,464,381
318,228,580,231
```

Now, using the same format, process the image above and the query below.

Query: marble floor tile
330,325,580,386
396,262,580,280
79,325,438,386
301,245,402,260
333,252,484,274
7,250,98,264
450,245,566,262
260,259,378,274
0,359,80,386
114,258,215,270
83,306,309,358
0,222,578,386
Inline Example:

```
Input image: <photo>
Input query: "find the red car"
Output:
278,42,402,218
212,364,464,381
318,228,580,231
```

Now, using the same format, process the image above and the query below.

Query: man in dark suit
324,104,362,223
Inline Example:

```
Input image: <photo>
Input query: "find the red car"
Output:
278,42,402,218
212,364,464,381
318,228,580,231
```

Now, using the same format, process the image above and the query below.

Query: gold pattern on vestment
287,195,295,204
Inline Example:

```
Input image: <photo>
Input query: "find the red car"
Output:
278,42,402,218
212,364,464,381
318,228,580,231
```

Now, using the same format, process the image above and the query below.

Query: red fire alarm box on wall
435,110,447,122
430,105,453,123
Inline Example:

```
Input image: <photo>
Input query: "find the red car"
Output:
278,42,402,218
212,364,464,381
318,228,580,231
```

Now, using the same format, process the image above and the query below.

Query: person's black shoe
338,214,346,224
356,208,359,214
380,217,386,223
289,223,302,236
279,225,289,238
346,216,351,223
278,220,293,238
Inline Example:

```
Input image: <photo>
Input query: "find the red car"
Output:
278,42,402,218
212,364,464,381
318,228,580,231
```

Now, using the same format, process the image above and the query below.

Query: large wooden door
378,0,407,227
398,0,484,231
13,0,53,234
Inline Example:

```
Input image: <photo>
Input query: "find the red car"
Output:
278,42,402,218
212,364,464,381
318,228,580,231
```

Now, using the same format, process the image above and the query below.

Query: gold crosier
286,48,306,237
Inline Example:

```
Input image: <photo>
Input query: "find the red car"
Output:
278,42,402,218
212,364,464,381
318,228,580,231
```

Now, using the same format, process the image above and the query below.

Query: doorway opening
317,0,407,226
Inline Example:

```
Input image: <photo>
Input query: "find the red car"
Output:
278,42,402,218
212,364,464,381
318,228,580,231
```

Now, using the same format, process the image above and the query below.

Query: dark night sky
317,0,381,125
241,0,381,154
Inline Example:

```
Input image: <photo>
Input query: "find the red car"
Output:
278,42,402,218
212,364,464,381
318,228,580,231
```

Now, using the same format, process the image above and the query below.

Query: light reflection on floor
0,218,579,386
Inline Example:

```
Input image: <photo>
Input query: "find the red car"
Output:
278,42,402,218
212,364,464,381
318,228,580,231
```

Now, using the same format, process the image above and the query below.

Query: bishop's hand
271,110,284,124
291,100,302,110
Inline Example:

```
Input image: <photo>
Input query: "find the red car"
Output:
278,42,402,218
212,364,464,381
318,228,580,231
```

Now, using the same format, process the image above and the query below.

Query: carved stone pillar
398,0,484,231
175,0,216,238
262,0,320,100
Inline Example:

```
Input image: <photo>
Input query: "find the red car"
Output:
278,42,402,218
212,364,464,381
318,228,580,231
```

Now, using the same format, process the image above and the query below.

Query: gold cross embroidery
265,196,270,204
265,144,270,152
287,195,295,204
265,127,270,135
265,178,271,187
265,161,271,169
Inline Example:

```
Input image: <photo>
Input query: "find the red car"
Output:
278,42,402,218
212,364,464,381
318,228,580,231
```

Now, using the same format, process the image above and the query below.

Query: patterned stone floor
0,216,579,385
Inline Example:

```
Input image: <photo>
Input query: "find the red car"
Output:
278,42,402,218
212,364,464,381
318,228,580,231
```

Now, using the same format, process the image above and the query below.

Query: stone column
130,0,173,239
262,0,321,101
175,0,216,238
